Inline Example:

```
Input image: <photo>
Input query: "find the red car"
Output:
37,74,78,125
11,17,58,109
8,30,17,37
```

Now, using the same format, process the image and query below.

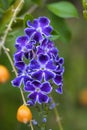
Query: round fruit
79,89,87,106
0,65,10,83
17,105,32,124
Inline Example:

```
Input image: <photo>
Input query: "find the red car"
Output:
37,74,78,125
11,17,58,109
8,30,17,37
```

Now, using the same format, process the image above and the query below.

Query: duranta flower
11,16,64,105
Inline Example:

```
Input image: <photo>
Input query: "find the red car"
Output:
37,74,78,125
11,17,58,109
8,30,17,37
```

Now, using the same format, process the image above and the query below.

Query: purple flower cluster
12,17,64,105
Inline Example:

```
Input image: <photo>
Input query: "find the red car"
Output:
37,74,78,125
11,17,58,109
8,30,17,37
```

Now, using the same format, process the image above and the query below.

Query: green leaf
47,1,79,18
0,0,24,34
0,0,9,10
0,0,14,10
50,30,60,41
49,13,71,43
49,35,60,41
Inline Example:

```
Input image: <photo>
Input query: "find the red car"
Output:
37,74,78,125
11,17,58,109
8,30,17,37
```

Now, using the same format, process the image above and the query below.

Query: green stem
27,4,38,14
1,0,24,47
52,98,63,130
2,45,26,105
30,120,34,130
0,0,25,105
21,4,38,18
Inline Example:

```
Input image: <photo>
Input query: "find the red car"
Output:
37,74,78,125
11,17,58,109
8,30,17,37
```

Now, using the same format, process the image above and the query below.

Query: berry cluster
12,16,64,105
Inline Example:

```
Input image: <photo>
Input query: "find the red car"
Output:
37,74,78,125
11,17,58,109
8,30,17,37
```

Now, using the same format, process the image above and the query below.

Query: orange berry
0,65,10,83
79,89,87,106
17,105,32,124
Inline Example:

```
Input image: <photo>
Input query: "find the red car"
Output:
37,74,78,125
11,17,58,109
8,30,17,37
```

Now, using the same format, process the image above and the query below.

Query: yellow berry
17,105,32,124
0,65,10,83
79,89,87,106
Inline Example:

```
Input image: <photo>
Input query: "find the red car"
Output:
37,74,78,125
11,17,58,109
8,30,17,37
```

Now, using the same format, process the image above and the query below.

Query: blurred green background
0,0,87,130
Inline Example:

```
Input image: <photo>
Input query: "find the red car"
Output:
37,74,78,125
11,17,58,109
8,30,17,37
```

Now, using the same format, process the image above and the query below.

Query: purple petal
53,75,62,85
32,81,41,88
44,70,55,81
33,32,42,42
23,75,33,85
39,17,50,27
27,19,39,28
15,44,21,51
46,60,56,70
24,28,35,37
41,39,48,47
28,92,37,103
29,59,40,70
16,36,28,43
27,100,35,106
56,85,63,94
41,82,52,94
15,61,25,70
15,36,28,49
24,52,29,59
11,76,23,87
26,44,32,50
50,47,58,56
37,46,44,55
24,81,35,92
38,93,49,104
59,57,64,64
24,50,33,59
55,55,59,61
26,40,36,50
38,54,49,65
56,66,64,75
42,26,53,36
32,70,43,81
47,40,54,48
14,51,23,62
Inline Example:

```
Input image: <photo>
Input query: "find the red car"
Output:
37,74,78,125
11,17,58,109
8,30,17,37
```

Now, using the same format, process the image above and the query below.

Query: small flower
37,38,58,58
56,84,63,94
32,120,38,125
29,54,56,81
24,80,52,104
42,117,47,123
14,36,36,61
11,64,33,87
49,103,56,110
25,17,53,42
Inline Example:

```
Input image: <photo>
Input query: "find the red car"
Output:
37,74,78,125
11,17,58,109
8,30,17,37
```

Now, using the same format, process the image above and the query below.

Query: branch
0,0,24,47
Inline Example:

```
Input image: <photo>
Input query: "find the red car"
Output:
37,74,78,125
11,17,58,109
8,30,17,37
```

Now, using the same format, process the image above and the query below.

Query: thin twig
30,120,34,130
27,4,38,14
0,0,26,105
2,45,26,105
52,98,63,130
1,0,24,46
2,46,17,76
